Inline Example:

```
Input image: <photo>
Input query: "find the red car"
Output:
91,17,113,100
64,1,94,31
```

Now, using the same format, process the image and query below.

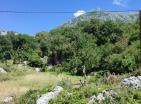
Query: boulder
122,76,141,89
3,96,14,103
88,90,117,104
96,93,105,101
35,68,41,72
23,61,28,65
36,86,63,104
0,68,7,73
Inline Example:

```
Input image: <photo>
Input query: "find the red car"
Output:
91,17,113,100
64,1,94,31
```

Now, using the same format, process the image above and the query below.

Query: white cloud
73,10,86,17
113,0,127,6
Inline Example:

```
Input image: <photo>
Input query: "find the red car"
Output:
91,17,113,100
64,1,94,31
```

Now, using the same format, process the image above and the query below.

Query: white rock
23,61,28,65
36,86,63,104
122,76,141,89
88,90,117,103
3,96,14,103
88,99,95,104
90,95,96,100
0,68,7,73
96,93,105,101
35,68,41,72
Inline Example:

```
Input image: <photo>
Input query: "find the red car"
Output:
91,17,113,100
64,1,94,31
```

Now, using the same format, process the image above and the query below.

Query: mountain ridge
62,11,138,27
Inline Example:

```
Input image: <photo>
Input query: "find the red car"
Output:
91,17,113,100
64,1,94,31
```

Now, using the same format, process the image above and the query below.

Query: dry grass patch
0,72,81,101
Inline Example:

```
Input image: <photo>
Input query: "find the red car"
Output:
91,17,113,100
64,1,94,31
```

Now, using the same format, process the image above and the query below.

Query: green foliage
0,18,140,75
57,79,73,90
28,52,43,67
18,90,39,104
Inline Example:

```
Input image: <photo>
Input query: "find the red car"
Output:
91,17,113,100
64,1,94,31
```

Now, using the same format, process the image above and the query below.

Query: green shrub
28,52,43,67
18,90,39,104
57,79,73,90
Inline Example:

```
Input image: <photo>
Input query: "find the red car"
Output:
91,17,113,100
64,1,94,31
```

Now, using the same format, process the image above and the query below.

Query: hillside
0,11,141,104
62,11,138,27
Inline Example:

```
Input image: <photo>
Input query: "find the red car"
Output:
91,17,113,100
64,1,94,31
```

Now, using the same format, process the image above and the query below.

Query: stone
36,86,63,104
23,61,28,65
3,96,14,103
96,93,105,101
88,90,117,104
35,68,41,72
0,68,7,73
122,76,141,89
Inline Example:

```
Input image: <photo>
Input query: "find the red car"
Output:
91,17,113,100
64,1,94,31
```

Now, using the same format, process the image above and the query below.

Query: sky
0,0,141,35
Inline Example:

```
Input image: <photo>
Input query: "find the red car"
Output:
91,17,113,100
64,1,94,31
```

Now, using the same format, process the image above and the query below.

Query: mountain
62,11,138,27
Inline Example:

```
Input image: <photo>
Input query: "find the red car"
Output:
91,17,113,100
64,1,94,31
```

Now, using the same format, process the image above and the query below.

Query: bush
133,68,141,76
28,52,43,67
57,79,73,90
103,72,121,84
18,90,39,104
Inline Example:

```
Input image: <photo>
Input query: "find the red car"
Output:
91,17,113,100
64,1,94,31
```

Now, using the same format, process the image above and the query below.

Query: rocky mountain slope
62,11,138,27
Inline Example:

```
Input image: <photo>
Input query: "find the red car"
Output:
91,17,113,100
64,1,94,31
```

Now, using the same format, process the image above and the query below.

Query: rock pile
0,68,7,73
3,96,14,103
88,90,117,104
36,86,63,104
122,76,141,89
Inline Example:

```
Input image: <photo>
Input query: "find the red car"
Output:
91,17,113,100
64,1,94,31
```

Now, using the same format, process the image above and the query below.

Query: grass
0,62,82,102
1,61,138,104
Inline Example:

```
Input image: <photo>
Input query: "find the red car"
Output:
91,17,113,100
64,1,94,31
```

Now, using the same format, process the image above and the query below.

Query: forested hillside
0,11,140,75
1,11,141,104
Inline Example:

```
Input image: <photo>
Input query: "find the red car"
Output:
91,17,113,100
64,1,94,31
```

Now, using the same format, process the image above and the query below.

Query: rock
23,61,28,65
0,68,7,73
88,90,117,104
3,96,14,103
122,76,141,89
36,86,63,104
96,93,105,101
35,68,41,72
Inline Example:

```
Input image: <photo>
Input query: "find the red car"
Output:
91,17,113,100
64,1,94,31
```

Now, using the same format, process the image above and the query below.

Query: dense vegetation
0,18,140,75
0,12,141,104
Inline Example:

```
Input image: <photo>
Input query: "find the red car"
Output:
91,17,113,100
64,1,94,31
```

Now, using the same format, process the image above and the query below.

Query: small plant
133,68,141,76
57,79,73,90
103,72,121,84
18,90,39,104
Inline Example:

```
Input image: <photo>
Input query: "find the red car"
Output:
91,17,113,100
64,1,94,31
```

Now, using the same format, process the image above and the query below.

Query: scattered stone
122,76,141,89
35,68,41,72
36,86,63,104
0,68,7,73
3,96,14,103
96,93,105,101
88,90,117,104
